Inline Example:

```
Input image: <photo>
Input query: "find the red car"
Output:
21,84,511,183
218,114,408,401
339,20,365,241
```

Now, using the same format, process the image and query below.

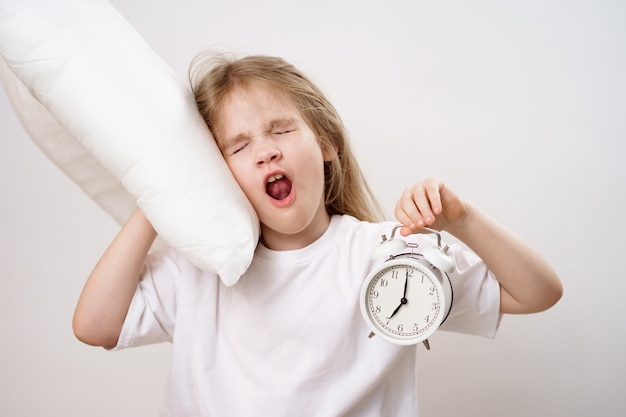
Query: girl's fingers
424,178,443,217
395,178,450,236
410,184,436,226
395,178,464,236
395,187,436,235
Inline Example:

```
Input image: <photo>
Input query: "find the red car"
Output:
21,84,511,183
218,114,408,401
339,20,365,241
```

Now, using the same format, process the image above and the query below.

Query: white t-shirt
114,215,501,416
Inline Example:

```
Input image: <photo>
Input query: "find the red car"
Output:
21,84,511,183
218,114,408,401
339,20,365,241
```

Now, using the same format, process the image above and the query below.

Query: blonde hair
189,52,386,223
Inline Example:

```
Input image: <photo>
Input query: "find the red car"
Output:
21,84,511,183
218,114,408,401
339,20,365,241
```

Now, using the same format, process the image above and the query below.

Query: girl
72,54,562,416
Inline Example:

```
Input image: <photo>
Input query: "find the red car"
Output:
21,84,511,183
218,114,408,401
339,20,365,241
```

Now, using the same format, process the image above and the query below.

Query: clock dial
364,260,445,343
360,229,455,347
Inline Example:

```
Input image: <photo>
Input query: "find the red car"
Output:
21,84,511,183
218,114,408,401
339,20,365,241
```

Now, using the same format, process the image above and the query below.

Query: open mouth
266,173,292,201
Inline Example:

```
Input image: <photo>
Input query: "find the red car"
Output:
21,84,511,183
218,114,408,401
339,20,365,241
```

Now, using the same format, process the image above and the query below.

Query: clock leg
423,339,431,350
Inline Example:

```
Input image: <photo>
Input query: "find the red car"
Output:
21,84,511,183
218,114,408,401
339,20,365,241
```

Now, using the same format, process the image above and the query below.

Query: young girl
72,53,562,416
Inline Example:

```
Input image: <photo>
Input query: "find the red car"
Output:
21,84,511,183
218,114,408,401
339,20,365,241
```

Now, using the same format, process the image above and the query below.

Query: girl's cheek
228,164,250,190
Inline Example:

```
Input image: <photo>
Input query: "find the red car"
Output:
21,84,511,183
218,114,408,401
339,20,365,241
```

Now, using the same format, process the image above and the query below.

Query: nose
255,138,282,165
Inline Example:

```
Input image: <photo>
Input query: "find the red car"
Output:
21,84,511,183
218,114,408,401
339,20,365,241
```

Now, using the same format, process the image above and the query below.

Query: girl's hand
396,178,563,314
394,178,468,236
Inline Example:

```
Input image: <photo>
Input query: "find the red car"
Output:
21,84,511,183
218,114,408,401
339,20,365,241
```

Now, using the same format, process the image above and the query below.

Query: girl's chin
259,219,308,240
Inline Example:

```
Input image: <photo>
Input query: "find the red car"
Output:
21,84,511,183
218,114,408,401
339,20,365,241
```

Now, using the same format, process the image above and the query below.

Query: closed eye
232,142,249,155
268,118,298,136
274,129,295,135
225,140,249,156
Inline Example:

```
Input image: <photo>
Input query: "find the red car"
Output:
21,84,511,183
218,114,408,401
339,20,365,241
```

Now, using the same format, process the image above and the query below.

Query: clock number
424,315,430,323
379,279,388,288
391,270,399,279
372,290,379,299
406,268,414,278
429,286,435,295
413,323,419,332
375,305,382,313
431,302,438,311
397,324,404,333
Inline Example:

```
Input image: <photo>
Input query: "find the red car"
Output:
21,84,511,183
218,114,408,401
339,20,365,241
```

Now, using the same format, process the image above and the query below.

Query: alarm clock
359,224,455,349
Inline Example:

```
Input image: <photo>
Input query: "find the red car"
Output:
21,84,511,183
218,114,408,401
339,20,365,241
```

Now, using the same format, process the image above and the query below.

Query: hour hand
386,296,408,321
386,302,403,321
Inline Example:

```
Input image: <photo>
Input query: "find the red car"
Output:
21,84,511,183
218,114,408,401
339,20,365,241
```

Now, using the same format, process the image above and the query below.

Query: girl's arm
72,208,157,348
395,178,563,314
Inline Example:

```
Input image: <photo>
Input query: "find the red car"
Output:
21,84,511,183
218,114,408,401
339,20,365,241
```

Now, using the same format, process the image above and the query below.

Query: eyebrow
222,132,250,148
267,118,297,132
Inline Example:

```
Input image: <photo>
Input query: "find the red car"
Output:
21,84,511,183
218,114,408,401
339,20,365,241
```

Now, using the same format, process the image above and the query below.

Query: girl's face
215,84,332,250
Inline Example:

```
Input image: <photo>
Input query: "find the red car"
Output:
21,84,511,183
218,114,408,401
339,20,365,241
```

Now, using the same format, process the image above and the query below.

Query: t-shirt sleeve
109,248,182,350
438,244,502,338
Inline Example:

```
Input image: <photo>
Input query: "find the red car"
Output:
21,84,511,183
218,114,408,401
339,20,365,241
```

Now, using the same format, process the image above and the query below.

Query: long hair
189,52,385,223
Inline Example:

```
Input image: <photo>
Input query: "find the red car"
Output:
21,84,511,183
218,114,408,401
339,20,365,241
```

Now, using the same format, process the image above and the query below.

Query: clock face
362,258,445,344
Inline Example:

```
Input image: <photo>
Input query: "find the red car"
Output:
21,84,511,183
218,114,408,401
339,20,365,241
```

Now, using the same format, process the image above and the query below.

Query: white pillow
0,0,259,286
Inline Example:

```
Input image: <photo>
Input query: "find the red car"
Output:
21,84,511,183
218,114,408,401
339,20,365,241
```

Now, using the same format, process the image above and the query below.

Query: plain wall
1,0,624,416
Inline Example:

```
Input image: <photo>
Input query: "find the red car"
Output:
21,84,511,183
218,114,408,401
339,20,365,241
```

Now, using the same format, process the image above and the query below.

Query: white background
1,0,625,416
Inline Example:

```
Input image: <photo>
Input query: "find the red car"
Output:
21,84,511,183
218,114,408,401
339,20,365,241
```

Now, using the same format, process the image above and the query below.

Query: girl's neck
260,207,331,251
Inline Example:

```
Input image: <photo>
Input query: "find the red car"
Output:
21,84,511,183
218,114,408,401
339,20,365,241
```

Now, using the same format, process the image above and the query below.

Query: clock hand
402,271,409,297
387,302,404,321
386,276,409,322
